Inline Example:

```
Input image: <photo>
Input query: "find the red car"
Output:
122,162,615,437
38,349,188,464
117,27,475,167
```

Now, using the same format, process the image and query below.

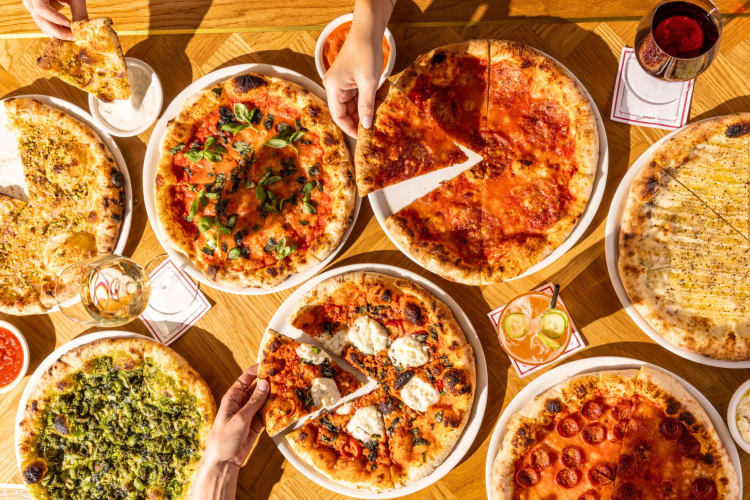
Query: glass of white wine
54,254,197,327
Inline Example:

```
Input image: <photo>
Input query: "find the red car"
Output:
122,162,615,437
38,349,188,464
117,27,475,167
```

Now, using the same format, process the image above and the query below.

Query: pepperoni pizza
490,367,738,500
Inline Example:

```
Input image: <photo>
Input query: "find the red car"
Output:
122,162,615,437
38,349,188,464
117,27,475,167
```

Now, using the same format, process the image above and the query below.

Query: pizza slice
258,330,363,436
354,80,468,196
397,40,490,152
384,166,486,285
37,17,130,102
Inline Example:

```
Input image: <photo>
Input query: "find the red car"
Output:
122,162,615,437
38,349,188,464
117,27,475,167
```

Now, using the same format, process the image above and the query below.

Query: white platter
369,48,609,282
142,64,361,295
0,94,133,260
604,118,750,369
484,356,743,499
262,263,488,498
14,330,150,468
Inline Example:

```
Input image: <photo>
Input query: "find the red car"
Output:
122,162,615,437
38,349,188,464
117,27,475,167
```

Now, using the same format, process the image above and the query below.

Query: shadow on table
692,94,750,122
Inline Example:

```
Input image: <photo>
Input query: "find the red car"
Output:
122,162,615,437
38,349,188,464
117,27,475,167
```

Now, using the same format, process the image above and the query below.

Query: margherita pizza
0,98,125,315
18,338,216,499
356,40,598,284
259,330,362,436
490,367,738,500
280,271,475,490
155,73,355,289
619,114,750,360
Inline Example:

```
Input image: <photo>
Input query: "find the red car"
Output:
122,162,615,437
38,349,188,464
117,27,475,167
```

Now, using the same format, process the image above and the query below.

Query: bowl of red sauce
0,320,29,394
315,13,396,85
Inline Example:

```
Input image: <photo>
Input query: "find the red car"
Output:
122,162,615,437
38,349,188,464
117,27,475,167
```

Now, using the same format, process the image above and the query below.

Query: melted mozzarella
295,343,329,365
335,401,353,415
400,376,440,413
346,405,385,442
388,335,429,368
319,328,349,356
348,316,391,355
310,377,340,408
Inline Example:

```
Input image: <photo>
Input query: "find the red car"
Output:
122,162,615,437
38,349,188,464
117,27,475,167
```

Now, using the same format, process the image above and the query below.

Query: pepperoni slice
617,454,637,478
677,435,700,458
691,478,717,500
578,491,599,500
556,468,581,489
515,467,540,488
530,447,553,471
588,462,616,485
613,421,627,441
658,417,683,440
582,423,606,444
612,400,635,421
557,416,581,438
633,440,653,464
562,446,584,468
582,400,603,420
615,482,642,500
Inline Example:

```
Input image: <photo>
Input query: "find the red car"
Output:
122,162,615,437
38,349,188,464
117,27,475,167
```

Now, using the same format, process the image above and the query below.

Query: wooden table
1,1,750,498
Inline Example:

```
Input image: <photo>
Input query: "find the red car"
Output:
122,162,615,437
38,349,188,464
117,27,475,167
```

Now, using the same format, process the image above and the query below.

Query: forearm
191,460,240,500
351,0,396,41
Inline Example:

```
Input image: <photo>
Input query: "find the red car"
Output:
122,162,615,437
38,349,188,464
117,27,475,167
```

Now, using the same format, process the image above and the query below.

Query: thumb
356,78,378,130
236,378,269,421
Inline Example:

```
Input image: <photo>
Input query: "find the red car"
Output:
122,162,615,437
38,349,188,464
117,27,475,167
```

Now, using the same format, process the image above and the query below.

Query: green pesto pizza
18,338,216,500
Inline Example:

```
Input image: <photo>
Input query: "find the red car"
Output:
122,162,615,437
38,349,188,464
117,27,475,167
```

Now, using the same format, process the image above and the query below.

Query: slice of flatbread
37,17,130,102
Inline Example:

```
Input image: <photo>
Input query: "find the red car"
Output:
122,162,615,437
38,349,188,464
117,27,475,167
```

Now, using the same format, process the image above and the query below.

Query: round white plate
14,330,150,468
142,64,361,295
484,356,743,499
369,48,609,282
0,94,133,259
604,118,750,369
261,263,488,498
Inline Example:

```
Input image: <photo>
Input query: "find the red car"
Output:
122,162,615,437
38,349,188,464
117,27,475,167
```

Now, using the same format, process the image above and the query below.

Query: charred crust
207,266,218,280
380,289,392,302
725,122,750,137
268,338,282,352
323,133,337,146
444,414,461,428
404,302,424,325
545,399,562,414
645,176,659,194
699,453,714,465
679,411,696,426
111,170,124,187
267,267,278,277
443,368,471,395
394,370,415,390
23,460,46,484
665,398,681,415
430,51,446,64
307,105,319,118
233,74,267,93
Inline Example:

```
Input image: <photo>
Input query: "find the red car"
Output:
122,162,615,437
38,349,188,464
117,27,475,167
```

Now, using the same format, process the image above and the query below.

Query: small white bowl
0,320,29,394
727,379,750,454
314,13,396,88
88,57,163,137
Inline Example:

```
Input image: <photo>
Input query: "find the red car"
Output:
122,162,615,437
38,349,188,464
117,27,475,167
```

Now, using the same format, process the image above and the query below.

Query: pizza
155,73,355,289
259,330,363,436
37,17,130,103
490,367,739,500
619,114,750,360
354,80,467,195
355,40,598,285
0,98,125,315
279,271,475,490
18,338,216,499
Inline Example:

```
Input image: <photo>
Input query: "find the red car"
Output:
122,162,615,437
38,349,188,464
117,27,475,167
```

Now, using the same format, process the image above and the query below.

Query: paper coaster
487,283,586,378
610,47,694,130
140,259,211,345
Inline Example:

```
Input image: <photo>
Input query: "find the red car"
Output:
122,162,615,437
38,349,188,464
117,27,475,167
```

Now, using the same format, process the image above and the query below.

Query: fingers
32,0,71,28
356,77,377,130
235,378,269,421
235,364,258,391
32,14,73,40
217,365,259,419
66,0,88,21
244,415,264,449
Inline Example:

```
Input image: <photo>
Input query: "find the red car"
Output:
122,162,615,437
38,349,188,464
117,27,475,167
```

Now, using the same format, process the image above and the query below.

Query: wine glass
627,0,721,103
53,254,197,327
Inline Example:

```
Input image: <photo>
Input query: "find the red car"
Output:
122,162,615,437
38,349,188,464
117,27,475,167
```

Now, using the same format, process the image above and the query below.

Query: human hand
203,364,270,467
22,0,88,40
323,23,383,137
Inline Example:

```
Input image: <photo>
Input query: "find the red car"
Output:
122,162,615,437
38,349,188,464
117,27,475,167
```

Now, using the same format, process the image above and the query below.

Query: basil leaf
263,176,282,186
212,143,228,154
290,130,306,142
227,247,241,260
226,214,238,228
203,191,219,199
279,197,293,211
264,137,289,149
299,219,309,226
216,222,232,235
205,136,216,148
186,198,199,222
255,185,267,202
232,141,252,156
184,149,203,163
220,122,247,135
234,103,256,124
258,168,271,185
303,201,316,214
197,216,213,232
204,149,222,162
302,181,316,196
169,143,186,155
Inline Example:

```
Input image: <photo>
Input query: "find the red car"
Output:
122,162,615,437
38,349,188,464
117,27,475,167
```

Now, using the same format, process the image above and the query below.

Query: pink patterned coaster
487,283,586,378
139,259,211,345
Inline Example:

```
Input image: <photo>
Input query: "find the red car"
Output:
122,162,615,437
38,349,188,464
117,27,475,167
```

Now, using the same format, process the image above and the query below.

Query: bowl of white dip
727,379,750,454
88,57,163,137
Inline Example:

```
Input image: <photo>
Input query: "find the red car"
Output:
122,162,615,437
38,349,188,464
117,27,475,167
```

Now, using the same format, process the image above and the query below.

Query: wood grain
0,2,749,499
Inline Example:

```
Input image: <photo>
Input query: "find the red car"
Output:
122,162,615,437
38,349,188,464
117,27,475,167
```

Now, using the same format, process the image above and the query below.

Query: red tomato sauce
323,21,390,72
0,327,23,387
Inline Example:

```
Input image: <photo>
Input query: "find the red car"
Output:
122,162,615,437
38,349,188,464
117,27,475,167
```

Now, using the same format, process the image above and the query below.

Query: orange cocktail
497,290,572,365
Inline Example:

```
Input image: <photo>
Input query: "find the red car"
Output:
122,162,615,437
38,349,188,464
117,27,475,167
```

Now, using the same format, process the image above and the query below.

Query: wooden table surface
1,1,750,499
